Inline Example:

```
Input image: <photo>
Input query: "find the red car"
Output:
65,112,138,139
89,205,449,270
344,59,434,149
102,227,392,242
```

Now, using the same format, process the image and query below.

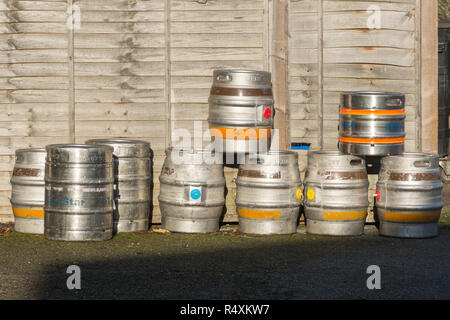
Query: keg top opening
342,91,404,96
216,69,270,75
47,144,111,149
387,152,437,159
16,148,46,153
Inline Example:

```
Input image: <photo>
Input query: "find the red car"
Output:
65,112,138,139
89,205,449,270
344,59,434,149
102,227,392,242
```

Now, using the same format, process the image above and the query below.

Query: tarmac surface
0,210,449,300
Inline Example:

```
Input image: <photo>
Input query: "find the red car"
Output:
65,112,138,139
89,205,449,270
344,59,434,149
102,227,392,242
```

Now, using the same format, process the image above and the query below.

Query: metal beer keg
339,92,405,156
10,148,46,234
86,139,152,233
376,153,443,238
304,151,369,236
208,69,274,154
159,148,225,233
235,151,302,235
44,144,114,241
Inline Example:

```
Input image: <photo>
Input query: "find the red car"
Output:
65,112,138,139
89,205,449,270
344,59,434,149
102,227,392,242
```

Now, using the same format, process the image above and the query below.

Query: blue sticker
190,189,201,200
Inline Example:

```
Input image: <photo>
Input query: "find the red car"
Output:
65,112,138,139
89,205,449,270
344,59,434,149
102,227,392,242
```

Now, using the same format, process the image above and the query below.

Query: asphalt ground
0,209,449,300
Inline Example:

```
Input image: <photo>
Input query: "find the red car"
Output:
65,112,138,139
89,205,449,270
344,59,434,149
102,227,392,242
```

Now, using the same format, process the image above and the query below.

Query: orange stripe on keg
384,211,441,223
339,137,405,144
322,210,366,221
339,108,405,116
237,208,281,220
13,208,44,218
209,127,271,140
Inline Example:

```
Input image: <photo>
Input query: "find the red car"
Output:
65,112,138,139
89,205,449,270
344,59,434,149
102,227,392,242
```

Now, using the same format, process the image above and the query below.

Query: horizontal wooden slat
0,89,68,103
170,10,262,22
0,63,67,76
323,11,416,31
0,103,68,120
170,21,264,34
74,76,165,90
0,34,67,50
170,0,264,11
74,62,165,76
75,102,166,121
324,30,415,49
74,89,165,103
74,120,166,138
170,33,263,48
0,0,67,11
171,48,263,61
74,34,165,48
74,48,165,62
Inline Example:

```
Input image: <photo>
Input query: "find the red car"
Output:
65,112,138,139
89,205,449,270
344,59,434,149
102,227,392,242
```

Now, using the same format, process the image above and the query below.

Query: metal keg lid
46,144,113,164
212,69,272,88
341,91,405,109
307,150,366,169
166,147,218,165
381,152,440,170
15,148,46,164
85,138,151,158
246,150,298,166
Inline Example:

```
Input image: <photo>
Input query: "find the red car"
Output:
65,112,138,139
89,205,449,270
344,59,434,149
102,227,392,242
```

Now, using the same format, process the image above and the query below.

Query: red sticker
264,108,271,119
375,190,381,201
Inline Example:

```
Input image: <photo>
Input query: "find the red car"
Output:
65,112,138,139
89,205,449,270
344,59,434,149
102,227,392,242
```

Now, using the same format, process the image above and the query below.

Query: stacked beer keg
329,91,442,238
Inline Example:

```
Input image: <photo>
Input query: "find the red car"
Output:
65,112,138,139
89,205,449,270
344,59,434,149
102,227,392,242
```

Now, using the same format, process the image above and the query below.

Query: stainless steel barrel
304,151,369,236
208,69,274,154
339,91,406,156
159,148,225,233
376,153,443,238
235,151,302,235
86,139,152,233
44,144,114,241
10,148,46,234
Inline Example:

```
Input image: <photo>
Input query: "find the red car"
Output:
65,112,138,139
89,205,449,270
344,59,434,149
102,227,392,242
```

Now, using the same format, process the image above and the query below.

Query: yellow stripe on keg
237,208,281,220
384,211,441,223
13,208,44,218
209,127,271,140
322,210,366,221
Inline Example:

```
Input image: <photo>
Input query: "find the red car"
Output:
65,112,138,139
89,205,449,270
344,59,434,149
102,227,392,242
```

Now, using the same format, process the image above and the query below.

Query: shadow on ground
0,224,449,300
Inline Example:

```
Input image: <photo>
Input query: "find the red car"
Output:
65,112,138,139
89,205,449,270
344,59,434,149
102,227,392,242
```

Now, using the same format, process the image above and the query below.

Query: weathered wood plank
0,0,67,11
323,11,416,31
76,22,165,34
79,10,164,22
171,48,263,61
171,61,263,76
74,34,165,48
170,0,264,11
74,62,165,76
0,76,68,89
170,10,262,22
170,21,264,34
74,89,166,103
324,30,415,49
170,33,263,48
0,121,69,136
0,136,71,156
75,0,164,11
74,48,165,62
74,120,166,138
322,63,415,80
75,102,166,120
75,75,165,89
0,63,67,76
0,103,68,120
0,11,66,23
323,78,417,94
0,34,67,50
0,22,66,33
324,1,416,12
0,89,68,103
323,47,414,67
0,49,67,63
